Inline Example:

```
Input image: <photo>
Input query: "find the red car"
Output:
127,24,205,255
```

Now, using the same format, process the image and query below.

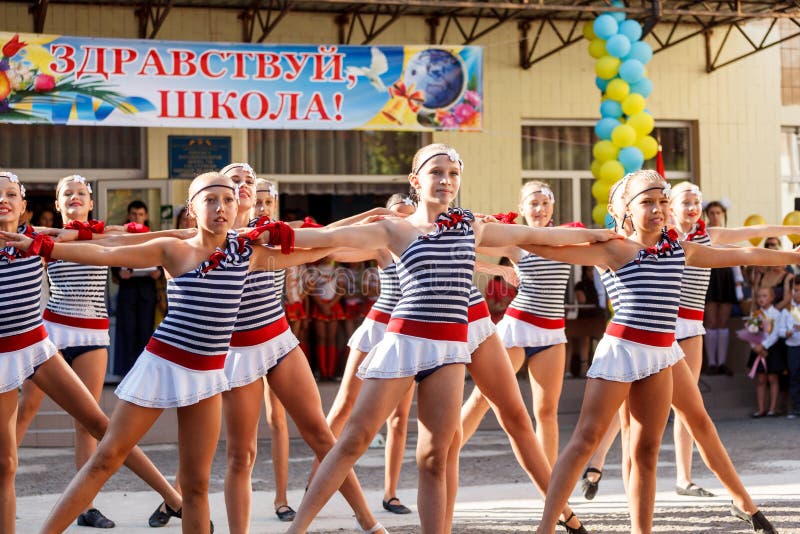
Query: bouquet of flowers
736,309,773,347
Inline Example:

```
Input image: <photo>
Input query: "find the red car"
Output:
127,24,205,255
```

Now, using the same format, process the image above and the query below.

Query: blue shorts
525,345,554,358
415,362,461,383
61,345,108,365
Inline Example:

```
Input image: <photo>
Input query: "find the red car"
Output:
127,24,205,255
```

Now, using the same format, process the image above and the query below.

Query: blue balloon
619,59,645,83
600,99,623,119
593,14,619,40
595,117,619,140
619,146,645,173
605,34,631,58
608,0,626,23
626,40,653,64
596,77,610,92
604,212,616,229
619,20,642,42
630,77,653,98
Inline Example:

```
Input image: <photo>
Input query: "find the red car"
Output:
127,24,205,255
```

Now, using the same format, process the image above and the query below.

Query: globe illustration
402,49,465,110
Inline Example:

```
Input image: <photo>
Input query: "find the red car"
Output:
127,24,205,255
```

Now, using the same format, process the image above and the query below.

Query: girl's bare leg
670,359,758,514
15,380,45,445
537,378,631,533
527,344,566,466
177,396,221,534
39,401,163,534
0,390,18,534
444,422,462,533
326,348,367,436
674,336,703,489
384,383,414,503
223,378,265,533
584,413,621,488
272,349,387,532
264,381,291,510
627,369,674,534
29,356,182,510
619,400,632,497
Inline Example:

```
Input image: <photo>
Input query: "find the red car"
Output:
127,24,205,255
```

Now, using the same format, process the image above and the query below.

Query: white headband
676,184,701,202
221,163,256,179
523,186,555,204
414,148,464,174
0,172,25,198
59,175,92,195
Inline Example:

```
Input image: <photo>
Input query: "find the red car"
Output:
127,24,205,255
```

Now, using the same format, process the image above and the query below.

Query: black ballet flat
148,500,182,528
557,511,588,534
731,502,777,533
77,508,115,529
581,467,603,500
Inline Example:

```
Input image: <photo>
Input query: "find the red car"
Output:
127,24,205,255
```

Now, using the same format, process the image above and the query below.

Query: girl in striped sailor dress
0,172,186,532
216,164,382,533
462,181,572,469
3,172,263,534
281,144,618,534
530,170,798,534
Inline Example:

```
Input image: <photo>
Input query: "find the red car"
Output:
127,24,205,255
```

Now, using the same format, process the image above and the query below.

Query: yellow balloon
591,179,613,203
635,135,659,160
593,140,619,162
583,20,596,40
744,214,767,246
595,56,621,80
600,160,625,182
589,39,607,59
611,124,637,148
591,159,604,179
783,211,800,245
606,78,630,102
622,93,646,116
592,203,609,225
627,112,654,136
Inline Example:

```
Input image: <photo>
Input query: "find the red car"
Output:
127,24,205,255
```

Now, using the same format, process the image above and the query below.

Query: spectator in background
111,200,162,377
750,237,793,311
568,265,607,378
35,207,55,227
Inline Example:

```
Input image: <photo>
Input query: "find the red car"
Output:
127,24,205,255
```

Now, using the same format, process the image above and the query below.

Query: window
521,120,695,227
781,127,800,183
0,125,143,171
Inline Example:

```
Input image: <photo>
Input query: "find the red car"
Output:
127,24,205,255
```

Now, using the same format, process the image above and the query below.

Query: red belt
1,325,49,352
677,307,704,321
146,337,226,371
366,308,392,324
43,309,110,330
230,317,290,347
387,318,467,342
468,302,490,322
605,322,675,347
505,307,565,329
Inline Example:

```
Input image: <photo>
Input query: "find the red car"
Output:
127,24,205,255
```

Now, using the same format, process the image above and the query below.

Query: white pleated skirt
587,335,685,383
43,320,110,349
115,350,230,408
496,315,567,349
468,316,497,354
675,317,706,341
347,317,388,353
358,331,471,379
0,337,57,393
225,328,299,389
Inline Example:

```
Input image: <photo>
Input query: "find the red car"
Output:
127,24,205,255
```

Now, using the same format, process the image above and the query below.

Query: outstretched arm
325,207,393,229
476,221,619,248
252,246,336,271
0,231,170,269
524,240,624,268
708,225,800,245
683,240,800,268
293,220,392,250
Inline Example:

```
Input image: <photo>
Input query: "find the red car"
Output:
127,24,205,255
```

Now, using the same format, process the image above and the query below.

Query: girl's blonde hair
255,178,278,197
621,169,667,206
56,175,92,198
669,181,701,205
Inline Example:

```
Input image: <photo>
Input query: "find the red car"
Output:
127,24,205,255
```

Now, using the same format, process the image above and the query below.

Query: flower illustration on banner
420,80,481,131
0,33,154,123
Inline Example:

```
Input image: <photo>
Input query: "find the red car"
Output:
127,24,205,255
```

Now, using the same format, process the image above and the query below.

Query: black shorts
61,345,108,366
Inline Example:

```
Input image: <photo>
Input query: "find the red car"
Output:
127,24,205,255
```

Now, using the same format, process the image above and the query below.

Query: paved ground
16,415,800,533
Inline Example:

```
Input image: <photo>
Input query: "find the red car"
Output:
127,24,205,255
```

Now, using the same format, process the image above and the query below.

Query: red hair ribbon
64,219,105,241
124,222,150,233
301,216,322,228
560,221,587,229
685,219,707,241
388,81,425,112
28,234,55,261
491,212,518,224
246,221,294,254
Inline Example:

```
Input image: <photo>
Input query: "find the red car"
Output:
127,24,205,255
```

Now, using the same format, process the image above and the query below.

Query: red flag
656,141,665,179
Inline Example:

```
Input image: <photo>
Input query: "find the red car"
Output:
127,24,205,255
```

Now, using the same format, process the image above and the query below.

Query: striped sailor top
366,263,401,323
505,251,571,328
468,285,491,322
678,222,712,319
274,269,286,298
229,269,288,347
44,261,109,329
146,232,252,370
0,225,48,349
389,208,476,342
601,229,685,347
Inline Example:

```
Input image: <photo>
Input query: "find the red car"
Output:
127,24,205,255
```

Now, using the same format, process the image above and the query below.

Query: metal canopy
10,0,800,72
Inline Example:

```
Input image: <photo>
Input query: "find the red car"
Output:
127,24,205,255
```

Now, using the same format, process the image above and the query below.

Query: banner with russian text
0,32,482,131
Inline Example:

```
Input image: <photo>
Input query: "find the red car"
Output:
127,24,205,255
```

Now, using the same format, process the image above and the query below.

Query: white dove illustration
345,47,389,92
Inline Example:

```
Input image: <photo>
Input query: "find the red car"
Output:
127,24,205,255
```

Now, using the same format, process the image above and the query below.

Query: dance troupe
0,142,796,534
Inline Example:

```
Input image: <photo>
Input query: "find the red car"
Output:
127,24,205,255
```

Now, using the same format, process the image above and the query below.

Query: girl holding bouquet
742,287,786,417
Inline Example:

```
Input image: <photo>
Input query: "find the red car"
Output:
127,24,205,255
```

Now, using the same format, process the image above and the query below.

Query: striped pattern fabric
371,263,401,315
468,285,486,306
46,261,108,320
507,251,571,319
679,229,712,313
601,233,685,339
391,209,475,327
273,269,286,298
0,255,44,339
234,269,285,332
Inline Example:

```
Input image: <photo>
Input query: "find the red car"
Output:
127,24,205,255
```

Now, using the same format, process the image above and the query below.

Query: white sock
717,328,729,366
705,329,719,367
